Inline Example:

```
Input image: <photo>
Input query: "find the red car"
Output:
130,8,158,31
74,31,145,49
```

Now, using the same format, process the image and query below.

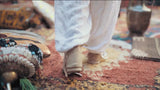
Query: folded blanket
131,37,160,61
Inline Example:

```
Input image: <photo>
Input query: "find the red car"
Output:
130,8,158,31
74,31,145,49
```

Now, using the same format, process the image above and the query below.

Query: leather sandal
63,46,83,77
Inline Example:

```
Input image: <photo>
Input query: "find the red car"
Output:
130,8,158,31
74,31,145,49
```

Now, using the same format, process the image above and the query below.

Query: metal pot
127,0,154,36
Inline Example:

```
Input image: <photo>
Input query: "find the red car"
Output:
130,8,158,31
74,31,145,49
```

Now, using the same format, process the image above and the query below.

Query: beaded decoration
0,37,43,78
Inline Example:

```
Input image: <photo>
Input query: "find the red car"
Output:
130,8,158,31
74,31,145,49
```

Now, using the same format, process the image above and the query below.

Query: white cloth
55,1,121,54
32,0,55,23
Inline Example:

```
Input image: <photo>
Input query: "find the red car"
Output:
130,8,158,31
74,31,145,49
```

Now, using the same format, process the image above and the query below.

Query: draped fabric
55,1,121,56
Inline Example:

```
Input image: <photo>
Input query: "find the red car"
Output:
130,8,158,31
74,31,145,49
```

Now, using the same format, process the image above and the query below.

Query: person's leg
55,1,91,77
55,1,91,53
86,1,121,64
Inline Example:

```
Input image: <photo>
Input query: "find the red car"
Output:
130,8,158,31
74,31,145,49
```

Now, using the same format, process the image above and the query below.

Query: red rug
29,41,160,89
5,1,157,89
2,1,160,89
31,7,160,90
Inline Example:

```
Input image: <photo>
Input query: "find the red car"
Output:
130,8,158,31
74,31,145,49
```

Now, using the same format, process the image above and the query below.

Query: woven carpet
1,1,160,89
28,7,160,89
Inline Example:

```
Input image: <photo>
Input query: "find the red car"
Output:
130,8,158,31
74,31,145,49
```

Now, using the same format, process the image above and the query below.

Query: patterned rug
31,42,160,90
28,7,160,90
1,1,160,89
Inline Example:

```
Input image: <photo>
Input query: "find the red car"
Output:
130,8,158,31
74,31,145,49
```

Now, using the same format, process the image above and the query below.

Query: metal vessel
127,0,153,36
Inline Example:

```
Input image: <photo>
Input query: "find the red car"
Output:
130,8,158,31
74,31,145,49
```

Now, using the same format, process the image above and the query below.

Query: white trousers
55,1,121,54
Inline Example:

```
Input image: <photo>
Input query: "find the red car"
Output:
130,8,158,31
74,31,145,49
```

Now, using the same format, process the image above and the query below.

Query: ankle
87,53,104,64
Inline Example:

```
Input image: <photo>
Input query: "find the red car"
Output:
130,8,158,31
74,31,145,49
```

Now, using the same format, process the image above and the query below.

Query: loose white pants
55,1,121,55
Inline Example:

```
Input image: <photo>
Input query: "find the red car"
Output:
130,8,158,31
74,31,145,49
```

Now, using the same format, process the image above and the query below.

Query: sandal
63,46,83,77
